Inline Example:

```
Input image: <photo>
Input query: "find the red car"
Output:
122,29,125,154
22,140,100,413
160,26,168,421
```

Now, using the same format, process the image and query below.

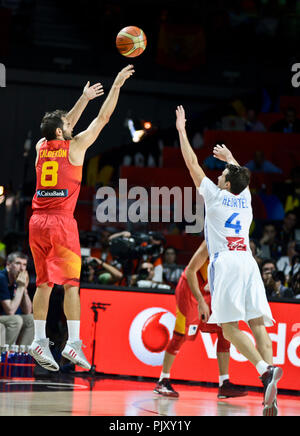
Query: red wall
79,287,300,391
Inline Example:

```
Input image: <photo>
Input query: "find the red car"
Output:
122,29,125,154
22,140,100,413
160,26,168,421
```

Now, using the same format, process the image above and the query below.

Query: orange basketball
116,26,147,58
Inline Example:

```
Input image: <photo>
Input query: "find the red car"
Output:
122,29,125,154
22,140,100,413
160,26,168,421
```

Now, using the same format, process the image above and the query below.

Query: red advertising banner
79,288,300,391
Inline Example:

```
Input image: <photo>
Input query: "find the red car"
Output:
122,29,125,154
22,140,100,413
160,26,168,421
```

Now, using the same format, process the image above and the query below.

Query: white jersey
198,177,252,257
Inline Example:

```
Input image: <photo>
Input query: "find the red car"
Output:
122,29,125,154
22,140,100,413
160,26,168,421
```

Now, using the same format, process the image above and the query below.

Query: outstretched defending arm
72,65,135,151
176,105,206,189
66,81,104,129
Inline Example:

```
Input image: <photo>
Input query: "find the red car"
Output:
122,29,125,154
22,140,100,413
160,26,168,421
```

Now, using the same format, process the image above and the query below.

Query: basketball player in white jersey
176,105,283,416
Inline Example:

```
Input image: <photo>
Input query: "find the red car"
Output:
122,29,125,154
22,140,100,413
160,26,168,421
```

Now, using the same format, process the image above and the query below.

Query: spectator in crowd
283,168,300,218
276,211,298,255
249,239,263,267
162,247,184,287
244,109,266,132
287,252,300,287
270,107,300,133
276,241,300,281
290,269,300,299
259,222,282,259
0,252,34,345
260,259,292,299
245,150,282,174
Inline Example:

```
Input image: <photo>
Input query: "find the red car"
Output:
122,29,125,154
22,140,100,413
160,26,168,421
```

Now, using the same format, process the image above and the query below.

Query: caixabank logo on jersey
129,308,176,366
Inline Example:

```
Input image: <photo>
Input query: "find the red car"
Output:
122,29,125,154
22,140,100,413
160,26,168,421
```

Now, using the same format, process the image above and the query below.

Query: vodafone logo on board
129,308,176,366
129,306,300,368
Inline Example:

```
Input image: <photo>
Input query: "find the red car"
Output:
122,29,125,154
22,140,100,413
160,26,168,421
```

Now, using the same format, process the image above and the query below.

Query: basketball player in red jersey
154,240,247,399
28,65,135,371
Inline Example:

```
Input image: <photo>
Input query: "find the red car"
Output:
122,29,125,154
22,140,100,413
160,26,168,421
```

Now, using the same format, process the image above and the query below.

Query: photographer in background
108,231,165,286
144,232,166,283
260,259,293,299
0,252,34,345
81,256,123,285
129,262,155,287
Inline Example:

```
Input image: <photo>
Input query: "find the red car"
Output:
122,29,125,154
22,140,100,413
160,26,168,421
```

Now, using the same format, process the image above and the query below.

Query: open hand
213,144,233,162
176,105,187,132
83,82,104,100
115,65,135,87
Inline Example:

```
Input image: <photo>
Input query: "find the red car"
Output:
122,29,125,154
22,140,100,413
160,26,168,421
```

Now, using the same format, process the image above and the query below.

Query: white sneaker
62,340,91,370
263,399,278,416
29,338,59,372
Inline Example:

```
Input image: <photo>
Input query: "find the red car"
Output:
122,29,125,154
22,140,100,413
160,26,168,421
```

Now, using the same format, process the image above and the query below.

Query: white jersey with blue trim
198,177,252,257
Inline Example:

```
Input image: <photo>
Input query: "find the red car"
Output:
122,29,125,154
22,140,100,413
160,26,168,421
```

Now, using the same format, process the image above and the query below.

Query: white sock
159,372,170,382
256,360,269,376
219,374,229,387
34,320,47,341
67,320,80,343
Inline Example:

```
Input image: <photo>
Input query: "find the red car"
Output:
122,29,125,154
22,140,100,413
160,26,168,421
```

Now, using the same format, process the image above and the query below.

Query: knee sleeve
166,332,186,356
217,330,231,353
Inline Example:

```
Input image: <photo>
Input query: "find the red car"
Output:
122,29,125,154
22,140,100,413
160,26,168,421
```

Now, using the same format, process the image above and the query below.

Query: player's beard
63,129,73,140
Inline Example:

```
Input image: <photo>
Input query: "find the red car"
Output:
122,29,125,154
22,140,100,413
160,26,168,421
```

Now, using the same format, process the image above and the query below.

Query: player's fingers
178,106,185,116
125,70,135,78
125,64,134,72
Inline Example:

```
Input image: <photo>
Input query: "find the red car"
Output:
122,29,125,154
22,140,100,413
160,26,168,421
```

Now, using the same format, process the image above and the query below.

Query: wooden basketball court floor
0,375,299,416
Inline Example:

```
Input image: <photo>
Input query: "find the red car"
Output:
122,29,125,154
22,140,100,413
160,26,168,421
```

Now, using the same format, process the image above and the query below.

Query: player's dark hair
225,164,250,195
40,110,68,140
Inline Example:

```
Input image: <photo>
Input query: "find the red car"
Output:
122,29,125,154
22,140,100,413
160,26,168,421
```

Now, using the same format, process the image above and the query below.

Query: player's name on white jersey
222,195,249,209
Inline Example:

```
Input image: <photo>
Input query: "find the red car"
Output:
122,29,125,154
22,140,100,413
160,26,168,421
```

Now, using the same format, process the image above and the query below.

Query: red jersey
182,258,209,296
32,140,82,214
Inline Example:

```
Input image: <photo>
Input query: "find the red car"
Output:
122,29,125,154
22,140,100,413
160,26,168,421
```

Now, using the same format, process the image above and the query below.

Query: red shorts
29,211,81,287
174,274,222,340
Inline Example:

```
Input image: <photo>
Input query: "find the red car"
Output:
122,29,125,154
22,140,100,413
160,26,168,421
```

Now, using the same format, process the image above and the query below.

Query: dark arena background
0,0,299,419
